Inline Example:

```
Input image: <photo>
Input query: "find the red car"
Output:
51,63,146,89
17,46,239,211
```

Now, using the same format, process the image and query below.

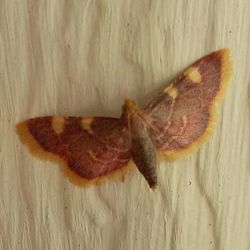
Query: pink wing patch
144,49,232,158
16,116,131,186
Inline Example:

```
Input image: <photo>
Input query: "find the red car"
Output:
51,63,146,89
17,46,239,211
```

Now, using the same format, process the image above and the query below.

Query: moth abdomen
129,113,158,189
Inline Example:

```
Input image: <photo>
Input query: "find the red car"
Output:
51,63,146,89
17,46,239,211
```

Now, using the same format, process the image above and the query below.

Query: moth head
123,98,137,113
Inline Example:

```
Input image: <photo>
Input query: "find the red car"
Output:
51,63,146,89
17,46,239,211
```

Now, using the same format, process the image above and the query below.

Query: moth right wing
143,49,232,159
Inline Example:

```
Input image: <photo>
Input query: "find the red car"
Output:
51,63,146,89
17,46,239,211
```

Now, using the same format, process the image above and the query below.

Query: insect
16,49,232,189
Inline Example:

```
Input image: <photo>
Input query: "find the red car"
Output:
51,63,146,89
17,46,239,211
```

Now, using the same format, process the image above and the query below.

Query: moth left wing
16,116,131,186
144,49,232,159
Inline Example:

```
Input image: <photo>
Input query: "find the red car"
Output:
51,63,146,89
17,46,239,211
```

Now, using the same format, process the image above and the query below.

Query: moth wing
16,116,131,186
144,49,232,159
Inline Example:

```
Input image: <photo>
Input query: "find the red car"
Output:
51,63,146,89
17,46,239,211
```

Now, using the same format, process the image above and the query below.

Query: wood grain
1,0,250,249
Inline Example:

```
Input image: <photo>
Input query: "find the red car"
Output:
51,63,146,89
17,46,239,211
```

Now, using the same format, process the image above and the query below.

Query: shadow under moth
16,49,232,189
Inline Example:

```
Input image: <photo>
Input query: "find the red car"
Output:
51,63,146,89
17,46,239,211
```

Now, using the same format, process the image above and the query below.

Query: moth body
123,99,158,189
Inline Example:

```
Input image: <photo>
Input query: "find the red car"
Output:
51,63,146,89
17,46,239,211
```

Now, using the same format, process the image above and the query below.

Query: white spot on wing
184,66,202,83
81,117,93,133
164,85,178,99
52,116,64,134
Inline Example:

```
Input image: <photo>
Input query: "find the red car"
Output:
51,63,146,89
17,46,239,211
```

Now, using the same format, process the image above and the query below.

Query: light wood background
1,0,250,249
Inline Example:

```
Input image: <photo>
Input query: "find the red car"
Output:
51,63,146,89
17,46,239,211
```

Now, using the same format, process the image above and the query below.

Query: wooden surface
1,1,250,249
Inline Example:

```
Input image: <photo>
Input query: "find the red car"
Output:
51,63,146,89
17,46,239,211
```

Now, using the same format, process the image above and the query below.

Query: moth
16,49,232,189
